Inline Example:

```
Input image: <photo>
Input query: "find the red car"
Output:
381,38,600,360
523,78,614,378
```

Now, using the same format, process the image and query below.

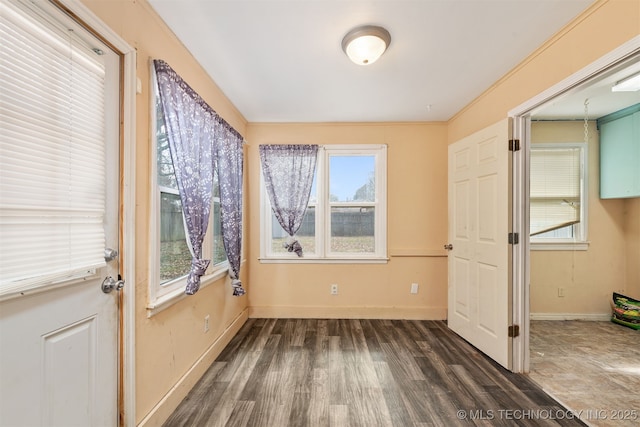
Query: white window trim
530,142,589,251
260,144,387,263
146,267,229,317
147,64,228,314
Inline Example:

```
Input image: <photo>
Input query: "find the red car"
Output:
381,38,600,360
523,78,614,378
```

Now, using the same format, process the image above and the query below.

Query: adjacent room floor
164,319,586,427
529,320,640,427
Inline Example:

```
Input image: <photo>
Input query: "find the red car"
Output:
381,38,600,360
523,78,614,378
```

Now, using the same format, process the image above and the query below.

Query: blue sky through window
329,155,374,202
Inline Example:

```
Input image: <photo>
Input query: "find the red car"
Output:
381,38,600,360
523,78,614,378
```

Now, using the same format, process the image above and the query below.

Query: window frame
147,67,228,314
260,144,387,263
530,142,589,251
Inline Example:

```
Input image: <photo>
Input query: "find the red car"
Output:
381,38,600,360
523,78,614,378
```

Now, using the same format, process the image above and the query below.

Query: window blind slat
1,124,105,157
0,0,107,291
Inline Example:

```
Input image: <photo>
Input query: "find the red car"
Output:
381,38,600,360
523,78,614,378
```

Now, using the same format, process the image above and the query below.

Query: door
447,118,511,369
0,0,121,425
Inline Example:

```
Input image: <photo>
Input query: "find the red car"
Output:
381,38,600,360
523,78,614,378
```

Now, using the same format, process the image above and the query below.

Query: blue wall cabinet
597,103,640,199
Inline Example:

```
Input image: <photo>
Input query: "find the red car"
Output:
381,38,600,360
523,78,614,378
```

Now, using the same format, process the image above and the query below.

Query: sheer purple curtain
215,120,245,296
259,144,318,256
154,59,215,295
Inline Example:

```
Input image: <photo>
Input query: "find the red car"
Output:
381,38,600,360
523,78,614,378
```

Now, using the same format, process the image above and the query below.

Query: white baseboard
249,305,447,320
530,312,611,321
138,308,249,427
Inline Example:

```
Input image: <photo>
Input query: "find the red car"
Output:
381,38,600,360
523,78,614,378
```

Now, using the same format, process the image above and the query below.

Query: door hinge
509,139,520,151
508,325,520,338
508,232,519,245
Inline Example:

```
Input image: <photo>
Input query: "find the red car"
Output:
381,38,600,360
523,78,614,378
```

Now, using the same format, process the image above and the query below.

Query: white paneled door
0,273,119,426
0,0,121,425
447,119,511,369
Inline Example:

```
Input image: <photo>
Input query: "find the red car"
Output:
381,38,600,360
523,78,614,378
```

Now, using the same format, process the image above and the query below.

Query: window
149,77,227,307
261,145,387,261
530,142,588,249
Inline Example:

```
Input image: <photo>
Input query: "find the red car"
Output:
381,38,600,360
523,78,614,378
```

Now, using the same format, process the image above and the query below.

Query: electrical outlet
331,284,338,295
204,314,210,333
558,287,565,297
410,283,419,294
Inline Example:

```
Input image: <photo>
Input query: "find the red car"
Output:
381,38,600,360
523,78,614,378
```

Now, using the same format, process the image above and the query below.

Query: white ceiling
532,58,640,120
148,0,600,123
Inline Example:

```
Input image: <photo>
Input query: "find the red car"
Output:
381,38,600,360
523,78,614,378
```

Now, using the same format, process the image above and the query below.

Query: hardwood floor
163,319,585,427
529,320,640,427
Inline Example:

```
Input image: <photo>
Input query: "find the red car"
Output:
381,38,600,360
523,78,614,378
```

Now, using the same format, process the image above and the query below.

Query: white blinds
530,146,581,236
0,0,107,296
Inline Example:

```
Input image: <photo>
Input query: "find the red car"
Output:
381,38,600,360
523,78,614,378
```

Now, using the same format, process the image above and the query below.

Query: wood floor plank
216,319,257,362
327,335,348,405
216,318,277,383
372,361,415,427
329,405,348,426
305,368,329,427
360,319,385,363
224,401,254,427
237,335,281,401
163,320,587,427
288,391,311,427
291,318,307,347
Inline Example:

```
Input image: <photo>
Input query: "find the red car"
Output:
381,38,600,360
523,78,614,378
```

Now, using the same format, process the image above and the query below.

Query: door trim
55,1,137,425
508,35,640,374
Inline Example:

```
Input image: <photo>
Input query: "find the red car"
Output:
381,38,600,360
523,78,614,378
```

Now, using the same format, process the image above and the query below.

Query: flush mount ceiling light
342,25,391,65
611,71,640,92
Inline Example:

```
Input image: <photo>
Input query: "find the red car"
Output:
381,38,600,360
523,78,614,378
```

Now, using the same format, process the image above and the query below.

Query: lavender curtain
259,144,318,256
215,120,245,296
154,59,215,295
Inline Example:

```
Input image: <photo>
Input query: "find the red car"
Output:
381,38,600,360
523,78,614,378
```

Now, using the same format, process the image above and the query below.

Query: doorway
510,36,640,416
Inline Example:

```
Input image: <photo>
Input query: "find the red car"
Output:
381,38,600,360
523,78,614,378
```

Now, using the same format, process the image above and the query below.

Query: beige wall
529,121,630,314
245,123,449,319
81,1,249,425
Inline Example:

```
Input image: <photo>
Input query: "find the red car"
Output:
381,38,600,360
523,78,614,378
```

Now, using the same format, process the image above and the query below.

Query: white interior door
447,118,511,369
0,0,120,425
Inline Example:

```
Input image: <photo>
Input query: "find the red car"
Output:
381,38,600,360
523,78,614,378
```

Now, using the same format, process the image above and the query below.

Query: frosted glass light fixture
612,71,640,92
342,25,391,65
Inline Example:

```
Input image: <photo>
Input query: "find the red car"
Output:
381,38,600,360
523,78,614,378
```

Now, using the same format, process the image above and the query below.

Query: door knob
102,276,124,293
104,248,119,262
444,243,453,250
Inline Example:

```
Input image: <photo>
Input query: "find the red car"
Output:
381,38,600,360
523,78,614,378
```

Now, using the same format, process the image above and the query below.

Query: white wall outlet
331,284,338,295
558,287,565,297
410,283,419,294
204,314,210,333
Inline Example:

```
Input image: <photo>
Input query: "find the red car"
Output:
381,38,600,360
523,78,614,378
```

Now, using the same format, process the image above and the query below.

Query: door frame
54,0,137,425
508,35,640,374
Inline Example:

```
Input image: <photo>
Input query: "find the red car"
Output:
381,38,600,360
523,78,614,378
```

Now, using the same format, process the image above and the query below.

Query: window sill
530,241,590,251
146,265,229,317
259,257,389,264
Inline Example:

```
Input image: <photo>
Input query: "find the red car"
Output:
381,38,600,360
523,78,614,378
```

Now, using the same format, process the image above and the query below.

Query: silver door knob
102,276,124,293
104,248,119,262
444,244,453,251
